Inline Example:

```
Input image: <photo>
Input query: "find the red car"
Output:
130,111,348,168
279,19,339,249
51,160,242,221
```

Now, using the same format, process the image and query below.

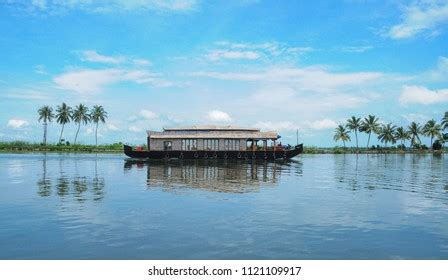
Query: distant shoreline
0,142,123,154
303,146,446,154
0,142,445,155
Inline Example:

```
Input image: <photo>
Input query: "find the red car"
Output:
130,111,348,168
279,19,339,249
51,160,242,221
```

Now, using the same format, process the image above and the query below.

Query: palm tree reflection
37,154,52,197
37,156,105,202
57,176,70,197
91,158,105,201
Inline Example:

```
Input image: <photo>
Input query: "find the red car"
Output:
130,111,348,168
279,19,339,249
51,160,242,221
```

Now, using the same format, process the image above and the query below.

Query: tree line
38,103,108,146
334,112,448,150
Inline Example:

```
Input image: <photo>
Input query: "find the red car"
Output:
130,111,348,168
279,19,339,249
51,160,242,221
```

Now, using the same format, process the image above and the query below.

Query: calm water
0,153,447,259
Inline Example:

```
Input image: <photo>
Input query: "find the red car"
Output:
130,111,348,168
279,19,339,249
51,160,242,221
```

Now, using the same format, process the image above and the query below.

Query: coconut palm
378,123,397,147
38,105,54,145
395,126,410,148
407,122,422,148
55,103,72,144
360,115,381,148
334,125,351,148
423,119,442,147
90,105,108,146
441,111,448,131
72,104,90,145
346,116,361,150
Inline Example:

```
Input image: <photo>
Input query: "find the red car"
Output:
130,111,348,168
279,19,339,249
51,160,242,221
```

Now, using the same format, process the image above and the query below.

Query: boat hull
123,144,303,160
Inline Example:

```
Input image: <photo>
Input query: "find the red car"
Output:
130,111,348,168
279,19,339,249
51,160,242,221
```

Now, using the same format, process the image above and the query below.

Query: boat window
181,139,197,151
224,139,240,150
204,139,219,150
163,141,172,151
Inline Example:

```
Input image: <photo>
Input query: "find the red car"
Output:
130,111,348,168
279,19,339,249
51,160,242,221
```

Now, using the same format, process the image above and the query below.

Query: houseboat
123,125,303,160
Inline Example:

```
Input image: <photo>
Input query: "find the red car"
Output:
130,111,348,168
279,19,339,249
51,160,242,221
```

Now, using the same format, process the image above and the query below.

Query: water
0,153,447,259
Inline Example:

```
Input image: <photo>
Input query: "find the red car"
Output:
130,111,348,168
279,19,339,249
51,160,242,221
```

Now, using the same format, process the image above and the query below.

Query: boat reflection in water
124,159,303,194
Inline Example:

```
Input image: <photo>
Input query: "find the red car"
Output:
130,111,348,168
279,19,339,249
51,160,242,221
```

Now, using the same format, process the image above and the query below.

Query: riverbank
0,141,124,153
304,146,446,154
0,142,445,154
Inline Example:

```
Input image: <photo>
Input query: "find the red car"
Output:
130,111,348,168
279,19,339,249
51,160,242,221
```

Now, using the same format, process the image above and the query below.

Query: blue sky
1,0,447,146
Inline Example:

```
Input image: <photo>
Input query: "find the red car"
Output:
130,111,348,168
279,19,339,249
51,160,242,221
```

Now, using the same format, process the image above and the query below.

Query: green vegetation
1,103,112,153
55,102,72,143
0,141,124,153
38,103,108,146
333,125,351,148
334,112,448,152
72,104,90,145
346,116,361,150
360,115,381,148
377,123,397,148
90,105,108,146
37,105,54,145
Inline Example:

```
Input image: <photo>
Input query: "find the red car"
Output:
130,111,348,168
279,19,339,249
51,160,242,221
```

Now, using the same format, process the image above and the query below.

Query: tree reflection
57,176,70,197
36,155,105,202
91,159,105,201
72,177,88,202
37,155,52,197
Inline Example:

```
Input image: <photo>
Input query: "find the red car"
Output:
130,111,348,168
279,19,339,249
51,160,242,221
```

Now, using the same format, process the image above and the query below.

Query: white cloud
106,124,120,131
129,125,144,132
306,119,338,130
211,41,313,59
85,127,94,135
205,50,260,61
255,119,337,132
31,0,46,10
139,110,158,119
388,1,448,39
133,59,152,66
23,0,199,13
207,110,232,122
189,66,383,93
337,46,373,53
53,68,171,93
7,119,29,129
255,121,298,131
80,50,125,64
424,56,448,82
402,113,430,124
399,85,448,105
34,64,47,74
4,86,52,100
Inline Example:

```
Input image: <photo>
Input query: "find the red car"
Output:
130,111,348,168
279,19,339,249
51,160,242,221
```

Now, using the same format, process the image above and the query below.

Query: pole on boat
296,129,299,145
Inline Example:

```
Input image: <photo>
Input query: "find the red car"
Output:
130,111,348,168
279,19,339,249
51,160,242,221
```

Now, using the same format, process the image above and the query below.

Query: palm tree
334,125,351,148
423,119,442,147
38,106,54,145
360,115,381,148
441,111,448,131
395,126,409,148
72,104,90,145
346,116,361,150
378,123,397,147
407,122,422,148
55,103,72,144
90,105,108,146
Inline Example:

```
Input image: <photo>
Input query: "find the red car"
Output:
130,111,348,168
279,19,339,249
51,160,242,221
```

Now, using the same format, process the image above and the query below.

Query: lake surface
0,153,447,259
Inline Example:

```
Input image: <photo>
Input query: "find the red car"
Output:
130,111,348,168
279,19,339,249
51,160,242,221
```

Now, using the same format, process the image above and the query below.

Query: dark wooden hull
123,144,303,160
